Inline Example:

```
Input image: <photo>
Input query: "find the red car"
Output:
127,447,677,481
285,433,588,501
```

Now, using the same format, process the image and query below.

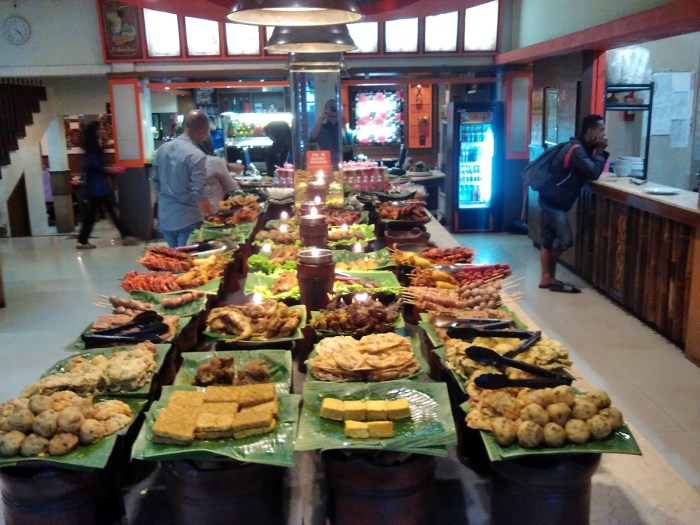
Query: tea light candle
352,242,363,253
280,211,289,221
262,243,272,253
279,224,289,234
314,195,322,206
300,212,328,248
252,293,264,304
340,223,349,233
353,292,369,303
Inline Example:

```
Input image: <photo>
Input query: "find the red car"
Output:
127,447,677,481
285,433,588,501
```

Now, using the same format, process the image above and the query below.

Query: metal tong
82,311,169,347
446,324,541,358
467,346,574,389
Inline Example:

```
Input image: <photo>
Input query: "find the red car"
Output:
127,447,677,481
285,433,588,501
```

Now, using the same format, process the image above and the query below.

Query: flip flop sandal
548,282,581,293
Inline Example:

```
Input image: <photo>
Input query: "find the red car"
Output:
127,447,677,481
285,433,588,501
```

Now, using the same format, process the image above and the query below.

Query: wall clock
3,15,31,45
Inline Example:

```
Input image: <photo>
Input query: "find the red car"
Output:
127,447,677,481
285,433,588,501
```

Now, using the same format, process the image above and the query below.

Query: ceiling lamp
287,52,347,73
266,25,357,53
228,0,364,26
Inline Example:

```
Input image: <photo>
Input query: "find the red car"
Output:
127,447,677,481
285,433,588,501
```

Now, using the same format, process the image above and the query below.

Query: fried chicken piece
194,357,236,386
235,360,271,386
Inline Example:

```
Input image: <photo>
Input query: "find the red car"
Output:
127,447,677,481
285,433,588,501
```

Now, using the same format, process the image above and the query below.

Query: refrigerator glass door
457,116,494,210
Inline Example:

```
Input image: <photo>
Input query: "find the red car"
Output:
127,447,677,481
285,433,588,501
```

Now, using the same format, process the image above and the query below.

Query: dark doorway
7,174,31,237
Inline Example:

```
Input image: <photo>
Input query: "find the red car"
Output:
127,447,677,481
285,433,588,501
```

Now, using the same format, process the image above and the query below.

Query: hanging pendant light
228,0,364,26
287,52,347,73
266,25,357,53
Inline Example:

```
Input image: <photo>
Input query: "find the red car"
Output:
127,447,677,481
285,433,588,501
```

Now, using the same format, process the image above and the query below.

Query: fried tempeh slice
152,408,197,445
199,402,239,416
236,383,276,408
231,407,274,432
168,390,205,408
194,413,234,440
233,419,277,440
203,386,240,403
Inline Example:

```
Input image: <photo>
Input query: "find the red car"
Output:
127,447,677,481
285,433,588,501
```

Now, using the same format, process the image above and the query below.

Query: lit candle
353,242,363,253
280,224,288,233
252,293,263,304
262,243,272,253
341,223,349,233
309,206,318,217
314,195,322,205
353,292,369,303
280,211,289,221
316,171,324,182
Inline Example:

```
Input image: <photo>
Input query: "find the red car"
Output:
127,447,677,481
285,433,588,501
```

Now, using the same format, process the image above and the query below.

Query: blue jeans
161,223,200,248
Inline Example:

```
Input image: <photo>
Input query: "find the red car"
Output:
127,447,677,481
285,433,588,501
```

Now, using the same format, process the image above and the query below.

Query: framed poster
100,1,143,60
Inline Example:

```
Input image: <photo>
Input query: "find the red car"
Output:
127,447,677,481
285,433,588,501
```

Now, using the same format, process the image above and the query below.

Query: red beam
495,0,700,65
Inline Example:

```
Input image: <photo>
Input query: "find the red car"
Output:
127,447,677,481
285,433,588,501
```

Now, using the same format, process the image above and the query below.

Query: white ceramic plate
643,187,679,195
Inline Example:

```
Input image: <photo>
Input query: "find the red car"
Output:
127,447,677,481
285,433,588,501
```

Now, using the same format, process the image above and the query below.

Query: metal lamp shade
266,25,357,53
228,0,364,26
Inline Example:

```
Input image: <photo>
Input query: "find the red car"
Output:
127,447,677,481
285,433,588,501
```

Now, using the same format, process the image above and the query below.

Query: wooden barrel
324,451,436,525
161,459,285,525
490,453,601,525
0,465,121,525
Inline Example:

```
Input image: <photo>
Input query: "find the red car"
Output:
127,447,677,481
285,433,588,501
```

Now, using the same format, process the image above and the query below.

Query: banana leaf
131,386,300,467
305,334,428,383
173,349,292,394
332,247,396,270
459,401,642,461
295,380,456,455
40,344,171,398
310,310,405,338
203,304,306,345
0,397,146,471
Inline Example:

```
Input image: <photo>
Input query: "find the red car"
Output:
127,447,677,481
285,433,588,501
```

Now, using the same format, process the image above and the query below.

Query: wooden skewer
93,302,111,308
160,289,218,296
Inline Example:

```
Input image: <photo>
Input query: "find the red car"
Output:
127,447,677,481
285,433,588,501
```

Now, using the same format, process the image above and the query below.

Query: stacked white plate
615,156,644,177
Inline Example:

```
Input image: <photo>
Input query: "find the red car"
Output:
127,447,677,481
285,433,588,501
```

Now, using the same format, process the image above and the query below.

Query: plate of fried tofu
131,385,300,467
295,380,456,454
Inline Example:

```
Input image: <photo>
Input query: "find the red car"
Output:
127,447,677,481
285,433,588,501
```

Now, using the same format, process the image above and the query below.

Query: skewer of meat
160,290,206,309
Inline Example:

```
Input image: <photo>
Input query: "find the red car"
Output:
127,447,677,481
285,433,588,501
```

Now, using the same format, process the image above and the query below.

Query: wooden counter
578,175,700,365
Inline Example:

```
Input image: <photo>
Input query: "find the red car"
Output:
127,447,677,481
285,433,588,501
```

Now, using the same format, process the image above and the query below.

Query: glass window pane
347,22,378,54
225,23,260,55
464,0,499,51
144,8,180,57
385,18,418,53
425,11,458,52
185,17,220,56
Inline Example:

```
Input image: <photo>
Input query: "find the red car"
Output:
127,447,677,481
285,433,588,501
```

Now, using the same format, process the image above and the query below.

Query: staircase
0,78,47,169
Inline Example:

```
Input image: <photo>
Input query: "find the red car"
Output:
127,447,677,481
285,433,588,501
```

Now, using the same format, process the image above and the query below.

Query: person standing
264,120,292,177
538,114,609,293
76,121,138,249
153,109,212,247
204,155,239,212
310,99,341,167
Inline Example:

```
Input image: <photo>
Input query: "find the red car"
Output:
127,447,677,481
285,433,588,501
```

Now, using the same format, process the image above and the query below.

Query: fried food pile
210,194,260,224
22,342,159,397
270,271,298,295
326,209,361,226
0,393,132,457
139,246,193,272
193,357,271,387
255,229,300,245
311,295,401,336
378,202,428,221
174,254,227,288
465,384,624,449
152,385,278,445
306,333,420,382
328,224,369,241
206,299,302,340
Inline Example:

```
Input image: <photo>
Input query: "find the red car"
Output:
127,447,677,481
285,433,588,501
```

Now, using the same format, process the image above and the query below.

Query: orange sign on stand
306,151,332,177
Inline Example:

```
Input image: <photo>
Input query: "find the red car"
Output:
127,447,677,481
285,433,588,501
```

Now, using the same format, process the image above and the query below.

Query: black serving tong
82,311,169,348
447,323,541,358
177,240,216,253
467,346,574,389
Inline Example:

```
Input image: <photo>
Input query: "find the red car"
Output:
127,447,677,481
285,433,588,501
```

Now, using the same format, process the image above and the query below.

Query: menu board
351,89,404,146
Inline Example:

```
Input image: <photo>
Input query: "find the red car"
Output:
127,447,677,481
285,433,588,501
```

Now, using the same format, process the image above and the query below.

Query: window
425,11,458,52
143,9,180,57
385,18,418,53
464,0,499,52
347,22,378,54
185,17,220,56
225,23,260,55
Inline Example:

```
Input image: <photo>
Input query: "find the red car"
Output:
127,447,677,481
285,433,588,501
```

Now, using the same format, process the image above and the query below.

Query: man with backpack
537,114,609,293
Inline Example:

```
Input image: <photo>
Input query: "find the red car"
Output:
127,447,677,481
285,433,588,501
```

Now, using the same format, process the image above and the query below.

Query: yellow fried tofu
368,420,394,438
236,384,276,408
231,408,273,433
366,400,388,421
233,419,277,440
242,400,278,419
320,398,345,421
343,400,367,421
203,386,239,403
386,398,411,420
168,390,205,408
200,402,239,416
344,420,369,438
194,412,234,440
152,410,197,445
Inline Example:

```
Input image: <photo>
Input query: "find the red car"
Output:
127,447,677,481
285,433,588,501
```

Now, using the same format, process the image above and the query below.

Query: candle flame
310,248,320,258
252,293,263,304
313,195,322,205
353,242,363,253
354,292,369,303
279,224,288,233
316,170,324,182
262,243,272,253
280,211,289,221
309,206,318,217
341,223,349,233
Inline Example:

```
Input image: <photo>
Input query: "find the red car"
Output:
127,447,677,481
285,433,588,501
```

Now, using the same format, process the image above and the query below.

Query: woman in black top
76,121,138,249
264,121,292,177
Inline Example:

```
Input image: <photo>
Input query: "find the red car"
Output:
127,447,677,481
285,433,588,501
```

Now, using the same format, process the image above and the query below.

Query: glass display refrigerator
445,102,503,232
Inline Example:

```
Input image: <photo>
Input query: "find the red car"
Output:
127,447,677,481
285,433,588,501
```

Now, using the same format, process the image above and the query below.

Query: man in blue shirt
153,110,212,247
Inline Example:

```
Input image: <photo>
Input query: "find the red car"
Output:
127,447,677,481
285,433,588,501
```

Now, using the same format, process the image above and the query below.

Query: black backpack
521,142,579,190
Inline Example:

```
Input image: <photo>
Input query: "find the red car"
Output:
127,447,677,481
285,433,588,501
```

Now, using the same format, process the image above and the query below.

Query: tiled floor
0,222,699,524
